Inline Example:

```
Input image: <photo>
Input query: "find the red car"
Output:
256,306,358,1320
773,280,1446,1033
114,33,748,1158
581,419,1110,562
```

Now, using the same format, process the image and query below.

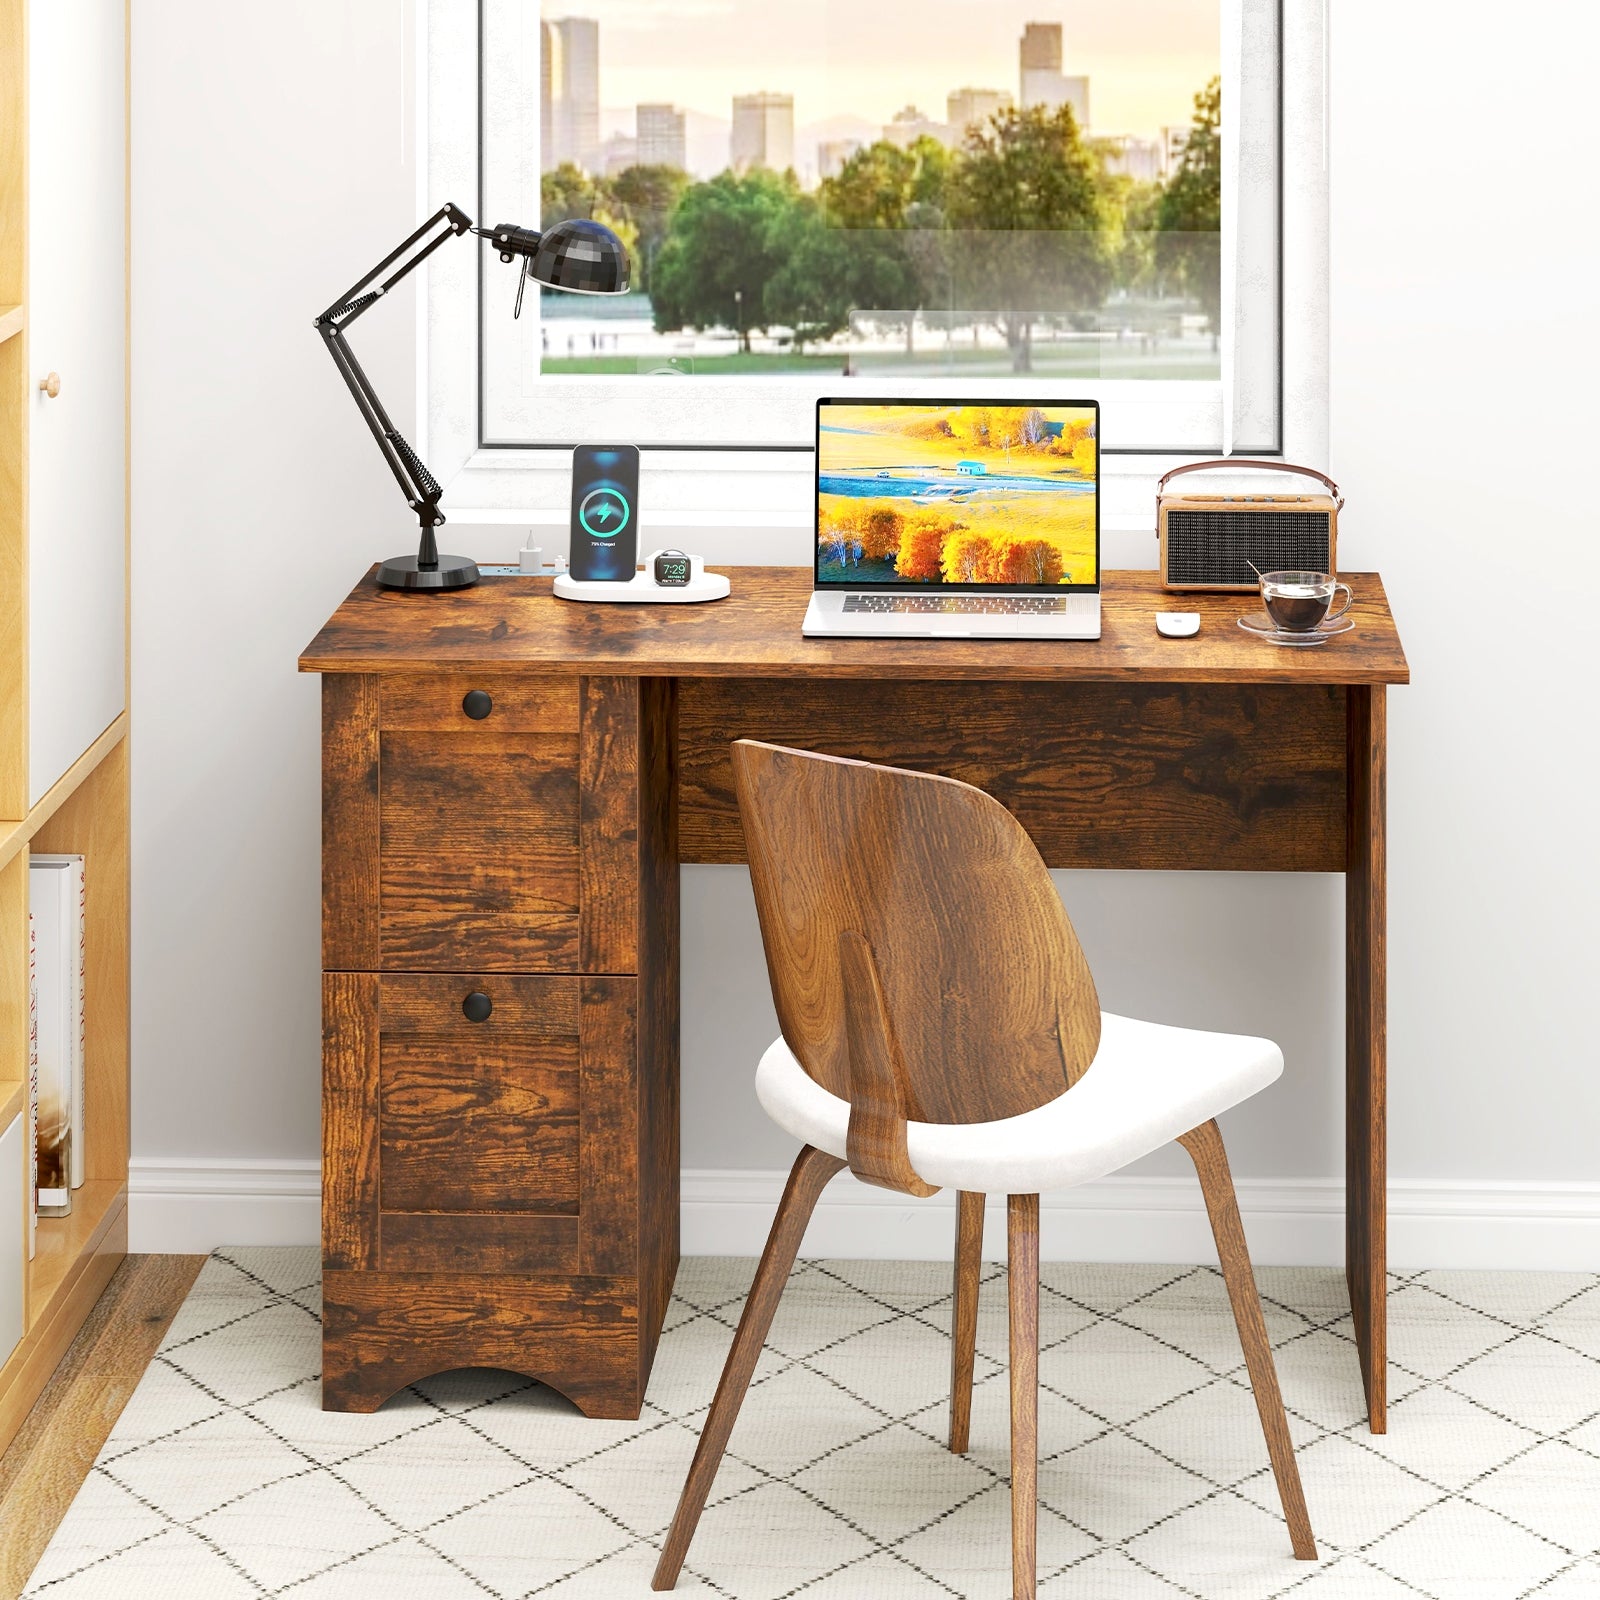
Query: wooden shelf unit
0,739,130,1462
0,713,129,873
0,0,131,1458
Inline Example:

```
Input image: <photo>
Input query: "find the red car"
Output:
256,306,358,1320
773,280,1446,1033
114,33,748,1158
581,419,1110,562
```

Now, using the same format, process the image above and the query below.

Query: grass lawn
541,352,864,376
540,346,1217,380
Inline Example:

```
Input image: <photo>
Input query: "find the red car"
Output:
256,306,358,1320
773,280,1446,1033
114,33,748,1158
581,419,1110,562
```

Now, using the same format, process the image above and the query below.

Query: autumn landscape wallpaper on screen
816,404,1098,586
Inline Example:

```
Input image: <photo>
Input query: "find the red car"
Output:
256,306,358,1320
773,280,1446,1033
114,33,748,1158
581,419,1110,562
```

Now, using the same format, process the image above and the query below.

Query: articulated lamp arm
314,202,472,569
316,202,629,590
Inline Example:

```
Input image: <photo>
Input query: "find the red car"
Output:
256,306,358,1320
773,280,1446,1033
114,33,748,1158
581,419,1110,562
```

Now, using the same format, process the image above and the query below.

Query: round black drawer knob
462,991,493,1023
462,689,493,720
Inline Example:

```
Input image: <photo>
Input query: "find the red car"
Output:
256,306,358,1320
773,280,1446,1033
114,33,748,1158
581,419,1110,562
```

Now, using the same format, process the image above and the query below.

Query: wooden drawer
321,674,588,975
377,974,580,1219
323,971,641,1281
380,675,579,733
323,674,668,977
379,675,580,972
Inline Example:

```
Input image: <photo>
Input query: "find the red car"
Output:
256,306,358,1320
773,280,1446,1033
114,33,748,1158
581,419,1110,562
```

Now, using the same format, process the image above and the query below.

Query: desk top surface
301,566,1409,685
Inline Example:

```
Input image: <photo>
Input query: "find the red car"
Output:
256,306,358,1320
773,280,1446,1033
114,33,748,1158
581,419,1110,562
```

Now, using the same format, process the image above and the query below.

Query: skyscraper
731,93,794,173
540,35,553,166
1020,22,1062,73
637,104,687,170
1019,21,1090,129
541,17,600,173
947,87,1013,136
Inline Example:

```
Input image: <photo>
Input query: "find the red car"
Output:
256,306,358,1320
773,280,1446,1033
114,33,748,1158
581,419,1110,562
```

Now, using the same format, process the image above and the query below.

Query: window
424,0,1325,520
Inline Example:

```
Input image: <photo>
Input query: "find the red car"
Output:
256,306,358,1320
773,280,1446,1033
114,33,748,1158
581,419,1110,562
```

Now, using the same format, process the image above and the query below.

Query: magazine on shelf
28,911,38,1258
29,855,85,1216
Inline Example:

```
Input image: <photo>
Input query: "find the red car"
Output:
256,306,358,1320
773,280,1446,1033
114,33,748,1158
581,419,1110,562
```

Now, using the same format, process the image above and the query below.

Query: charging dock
553,552,730,604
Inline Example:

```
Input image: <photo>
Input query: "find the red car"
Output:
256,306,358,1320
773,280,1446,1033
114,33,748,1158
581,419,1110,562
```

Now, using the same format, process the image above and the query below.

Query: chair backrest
732,740,1101,1195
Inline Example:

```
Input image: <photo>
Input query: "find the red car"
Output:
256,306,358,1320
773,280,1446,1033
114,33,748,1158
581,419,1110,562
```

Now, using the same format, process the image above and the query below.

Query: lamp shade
530,219,631,295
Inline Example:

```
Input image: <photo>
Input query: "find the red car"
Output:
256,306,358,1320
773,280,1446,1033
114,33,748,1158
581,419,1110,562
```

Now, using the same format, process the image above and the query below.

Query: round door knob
462,689,493,720
462,991,493,1023
39,372,61,398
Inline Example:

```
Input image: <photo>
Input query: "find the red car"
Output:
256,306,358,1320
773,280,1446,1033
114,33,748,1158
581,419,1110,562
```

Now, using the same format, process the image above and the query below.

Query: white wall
129,2,1600,1264
130,0,418,1164
1327,3,1600,1190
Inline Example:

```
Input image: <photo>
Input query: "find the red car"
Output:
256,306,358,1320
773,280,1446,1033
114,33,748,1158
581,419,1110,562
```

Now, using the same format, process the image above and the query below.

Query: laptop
802,397,1102,640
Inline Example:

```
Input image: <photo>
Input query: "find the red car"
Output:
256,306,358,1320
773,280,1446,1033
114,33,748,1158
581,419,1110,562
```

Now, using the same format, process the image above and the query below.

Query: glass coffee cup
1258,571,1354,633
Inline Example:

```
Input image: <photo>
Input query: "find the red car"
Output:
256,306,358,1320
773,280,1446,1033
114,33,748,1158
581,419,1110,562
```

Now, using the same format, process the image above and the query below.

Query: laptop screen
815,399,1100,592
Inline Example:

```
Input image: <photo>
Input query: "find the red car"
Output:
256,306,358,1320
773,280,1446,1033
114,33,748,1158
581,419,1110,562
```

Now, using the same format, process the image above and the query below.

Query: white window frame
419,0,1326,548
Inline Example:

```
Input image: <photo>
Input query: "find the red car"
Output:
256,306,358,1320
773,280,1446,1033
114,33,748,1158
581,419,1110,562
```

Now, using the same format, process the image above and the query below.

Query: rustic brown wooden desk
301,567,1408,1432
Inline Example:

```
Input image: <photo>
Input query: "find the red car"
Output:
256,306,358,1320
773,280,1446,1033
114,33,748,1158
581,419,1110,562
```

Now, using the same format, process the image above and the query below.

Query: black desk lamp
316,204,630,590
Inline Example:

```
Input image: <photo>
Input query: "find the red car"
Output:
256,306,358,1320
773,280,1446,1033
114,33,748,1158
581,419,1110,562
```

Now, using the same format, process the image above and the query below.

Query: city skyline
542,16,601,171
542,0,1216,154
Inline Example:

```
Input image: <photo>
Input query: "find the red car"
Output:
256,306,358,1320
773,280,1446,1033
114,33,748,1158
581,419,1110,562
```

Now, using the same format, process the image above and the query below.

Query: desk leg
1347,685,1387,1433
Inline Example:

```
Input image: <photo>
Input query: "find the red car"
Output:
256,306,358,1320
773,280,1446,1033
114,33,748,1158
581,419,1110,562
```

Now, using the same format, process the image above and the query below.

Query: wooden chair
652,742,1316,1597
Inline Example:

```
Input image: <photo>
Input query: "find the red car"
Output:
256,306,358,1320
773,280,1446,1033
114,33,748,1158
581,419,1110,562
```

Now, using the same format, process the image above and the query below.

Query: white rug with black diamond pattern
21,1248,1600,1599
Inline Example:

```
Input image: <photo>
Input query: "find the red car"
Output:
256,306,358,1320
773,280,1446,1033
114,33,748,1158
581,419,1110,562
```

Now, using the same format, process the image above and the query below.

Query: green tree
541,163,599,229
821,141,916,229
907,136,953,212
820,137,949,230
944,105,1110,371
650,169,799,351
608,164,690,295
808,138,951,347
763,197,863,348
1157,77,1222,331
1089,142,1163,298
765,192,929,349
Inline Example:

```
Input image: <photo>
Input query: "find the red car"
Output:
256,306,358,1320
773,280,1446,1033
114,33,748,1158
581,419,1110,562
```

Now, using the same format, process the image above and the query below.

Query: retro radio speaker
1157,459,1342,591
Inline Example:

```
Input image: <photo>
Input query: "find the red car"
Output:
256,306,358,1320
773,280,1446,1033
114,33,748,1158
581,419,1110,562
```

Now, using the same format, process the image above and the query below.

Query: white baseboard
129,1158,1600,1271
130,1159,321,1254
681,1170,1600,1271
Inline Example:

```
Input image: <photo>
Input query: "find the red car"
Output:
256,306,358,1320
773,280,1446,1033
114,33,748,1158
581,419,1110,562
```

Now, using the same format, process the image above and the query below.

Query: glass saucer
1237,611,1355,648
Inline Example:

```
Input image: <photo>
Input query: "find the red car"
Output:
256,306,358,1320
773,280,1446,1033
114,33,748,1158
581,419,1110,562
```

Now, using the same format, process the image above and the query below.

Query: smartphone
568,445,640,582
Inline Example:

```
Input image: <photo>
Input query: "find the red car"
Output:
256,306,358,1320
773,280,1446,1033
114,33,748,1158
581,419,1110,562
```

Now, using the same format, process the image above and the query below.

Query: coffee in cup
1259,570,1353,633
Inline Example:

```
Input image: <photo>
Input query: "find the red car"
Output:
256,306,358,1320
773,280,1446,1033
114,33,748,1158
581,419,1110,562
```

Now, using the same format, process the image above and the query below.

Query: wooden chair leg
1008,1193,1040,1600
1178,1119,1318,1561
652,1144,845,1591
949,1190,984,1453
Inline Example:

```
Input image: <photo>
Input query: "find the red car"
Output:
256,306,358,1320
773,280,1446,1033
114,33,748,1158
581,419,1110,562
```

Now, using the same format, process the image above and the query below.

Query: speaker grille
1165,510,1333,586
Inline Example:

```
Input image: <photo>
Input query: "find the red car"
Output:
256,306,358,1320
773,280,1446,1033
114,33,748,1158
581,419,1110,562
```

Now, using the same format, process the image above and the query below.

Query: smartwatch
653,549,691,588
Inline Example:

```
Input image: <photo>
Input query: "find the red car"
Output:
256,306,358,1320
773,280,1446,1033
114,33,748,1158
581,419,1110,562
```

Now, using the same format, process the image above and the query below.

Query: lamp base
376,552,480,590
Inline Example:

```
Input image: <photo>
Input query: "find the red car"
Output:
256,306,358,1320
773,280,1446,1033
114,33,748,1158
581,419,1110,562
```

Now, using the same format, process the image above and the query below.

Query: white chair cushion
755,1013,1283,1195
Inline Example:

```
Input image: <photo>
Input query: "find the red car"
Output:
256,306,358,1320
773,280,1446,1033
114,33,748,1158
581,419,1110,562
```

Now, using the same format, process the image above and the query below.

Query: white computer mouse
1156,612,1201,638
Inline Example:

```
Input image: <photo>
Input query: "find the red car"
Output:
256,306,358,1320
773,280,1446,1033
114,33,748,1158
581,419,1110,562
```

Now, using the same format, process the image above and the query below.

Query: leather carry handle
1157,458,1343,509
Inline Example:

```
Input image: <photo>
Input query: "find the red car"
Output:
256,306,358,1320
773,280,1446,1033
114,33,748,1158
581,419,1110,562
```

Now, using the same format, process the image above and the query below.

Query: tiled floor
22,1249,1600,1598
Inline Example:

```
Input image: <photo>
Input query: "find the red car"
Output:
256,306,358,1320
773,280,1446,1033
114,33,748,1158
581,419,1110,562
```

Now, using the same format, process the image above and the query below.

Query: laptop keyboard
841,594,1071,615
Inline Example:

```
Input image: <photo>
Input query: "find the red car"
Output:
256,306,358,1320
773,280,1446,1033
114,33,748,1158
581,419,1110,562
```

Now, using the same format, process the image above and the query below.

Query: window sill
441,451,1322,572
